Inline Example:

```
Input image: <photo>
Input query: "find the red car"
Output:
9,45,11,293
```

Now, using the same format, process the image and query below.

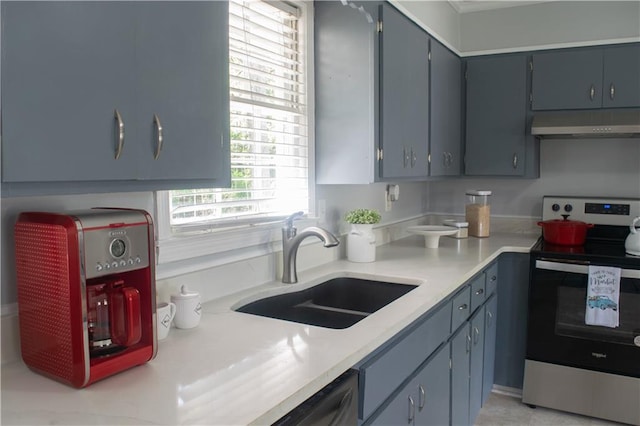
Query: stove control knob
552,203,560,212
564,204,573,213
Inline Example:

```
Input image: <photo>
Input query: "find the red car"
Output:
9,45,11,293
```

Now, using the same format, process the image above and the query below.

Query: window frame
155,0,315,275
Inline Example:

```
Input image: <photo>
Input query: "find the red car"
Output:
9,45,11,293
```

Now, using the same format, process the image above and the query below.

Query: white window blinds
170,0,308,226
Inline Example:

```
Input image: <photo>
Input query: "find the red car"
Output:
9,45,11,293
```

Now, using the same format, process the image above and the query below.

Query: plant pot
347,224,376,263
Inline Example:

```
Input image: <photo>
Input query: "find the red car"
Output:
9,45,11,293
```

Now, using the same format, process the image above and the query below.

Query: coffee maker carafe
14,209,157,387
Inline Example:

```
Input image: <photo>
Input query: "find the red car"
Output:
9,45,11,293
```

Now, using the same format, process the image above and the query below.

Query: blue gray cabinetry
361,260,499,426
315,1,431,184
1,1,230,196
430,39,462,177
532,43,640,110
464,54,537,177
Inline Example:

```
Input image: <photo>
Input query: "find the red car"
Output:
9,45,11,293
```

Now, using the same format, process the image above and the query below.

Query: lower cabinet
368,344,450,425
359,261,499,426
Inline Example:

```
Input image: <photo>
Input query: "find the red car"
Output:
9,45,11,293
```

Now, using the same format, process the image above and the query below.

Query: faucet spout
282,225,339,284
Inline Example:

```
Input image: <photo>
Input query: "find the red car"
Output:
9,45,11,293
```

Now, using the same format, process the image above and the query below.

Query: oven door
527,258,640,378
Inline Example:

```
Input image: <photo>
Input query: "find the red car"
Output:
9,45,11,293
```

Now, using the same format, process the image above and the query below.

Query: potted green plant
344,209,381,262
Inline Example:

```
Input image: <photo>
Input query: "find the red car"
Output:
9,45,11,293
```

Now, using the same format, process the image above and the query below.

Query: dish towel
585,265,620,328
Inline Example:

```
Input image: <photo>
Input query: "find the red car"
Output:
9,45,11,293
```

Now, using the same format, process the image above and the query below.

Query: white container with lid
170,285,202,329
443,219,469,239
465,190,492,237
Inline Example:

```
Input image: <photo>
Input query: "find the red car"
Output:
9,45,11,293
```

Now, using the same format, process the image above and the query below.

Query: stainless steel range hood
531,110,640,138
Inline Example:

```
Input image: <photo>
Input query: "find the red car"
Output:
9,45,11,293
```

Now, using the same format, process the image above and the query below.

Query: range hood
531,110,640,138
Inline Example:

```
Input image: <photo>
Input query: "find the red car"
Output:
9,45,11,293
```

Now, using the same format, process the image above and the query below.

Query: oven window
556,285,640,346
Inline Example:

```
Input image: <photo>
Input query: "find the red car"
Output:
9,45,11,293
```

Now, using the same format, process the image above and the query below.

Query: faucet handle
284,211,304,229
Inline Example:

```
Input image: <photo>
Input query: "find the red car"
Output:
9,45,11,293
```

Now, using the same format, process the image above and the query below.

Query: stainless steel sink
235,277,418,329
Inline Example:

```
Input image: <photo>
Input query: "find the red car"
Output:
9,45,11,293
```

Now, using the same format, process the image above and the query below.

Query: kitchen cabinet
464,53,538,178
360,260,499,426
315,1,430,184
531,43,640,110
1,1,230,196
368,343,450,426
430,39,462,177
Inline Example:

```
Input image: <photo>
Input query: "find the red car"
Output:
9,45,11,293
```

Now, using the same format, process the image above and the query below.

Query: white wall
427,138,640,217
393,0,461,52
460,1,640,54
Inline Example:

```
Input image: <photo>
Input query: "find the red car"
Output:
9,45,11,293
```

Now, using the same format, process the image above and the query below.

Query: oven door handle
535,260,640,279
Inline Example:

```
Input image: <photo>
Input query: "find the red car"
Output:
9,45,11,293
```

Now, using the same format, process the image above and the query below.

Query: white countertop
1,232,538,425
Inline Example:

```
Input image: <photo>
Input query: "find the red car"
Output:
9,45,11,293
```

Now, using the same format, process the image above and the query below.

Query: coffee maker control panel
83,224,150,279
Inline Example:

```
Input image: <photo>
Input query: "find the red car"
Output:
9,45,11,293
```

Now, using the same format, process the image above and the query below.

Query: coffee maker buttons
111,261,119,269
135,256,141,264
96,263,104,272
104,263,111,270
128,258,135,266
119,260,127,267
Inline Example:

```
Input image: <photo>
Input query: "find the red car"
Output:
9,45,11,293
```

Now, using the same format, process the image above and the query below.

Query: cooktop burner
533,196,640,268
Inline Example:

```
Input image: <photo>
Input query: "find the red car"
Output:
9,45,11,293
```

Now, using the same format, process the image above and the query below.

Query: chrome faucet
282,211,339,284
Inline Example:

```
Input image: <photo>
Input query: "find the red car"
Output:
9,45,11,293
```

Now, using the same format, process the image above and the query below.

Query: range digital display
584,203,630,215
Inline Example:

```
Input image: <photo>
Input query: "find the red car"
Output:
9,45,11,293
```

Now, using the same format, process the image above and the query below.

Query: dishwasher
273,370,358,426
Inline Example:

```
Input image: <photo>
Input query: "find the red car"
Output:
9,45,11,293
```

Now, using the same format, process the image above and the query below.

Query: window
155,0,313,269
168,0,310,229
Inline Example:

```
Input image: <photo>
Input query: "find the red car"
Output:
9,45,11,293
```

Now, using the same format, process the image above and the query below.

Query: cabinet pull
610,83,615,100
466,334,471,354
458,303,468,311
408,396,415,423
153,114,164,160
114,109,125,159
512,153,518,169
403,147,409,168
447,152,453,167
418,385,426,411
411,148,417,168
487,311,493,328
475,288,484,295
490,275,497,282
589,84,595,101
442,152,448,167
474,326,480,345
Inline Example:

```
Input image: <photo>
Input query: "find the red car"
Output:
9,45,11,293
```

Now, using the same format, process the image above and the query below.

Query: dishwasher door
274,370,358,426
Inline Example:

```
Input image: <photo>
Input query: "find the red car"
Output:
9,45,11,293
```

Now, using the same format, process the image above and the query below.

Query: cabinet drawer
485,262,498,296
359,301,452,421
451,286,471,332
470,274,486,314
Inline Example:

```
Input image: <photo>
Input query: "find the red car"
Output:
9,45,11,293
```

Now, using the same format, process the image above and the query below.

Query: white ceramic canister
156,302,176,340
171,285,202,329
347,224,376,263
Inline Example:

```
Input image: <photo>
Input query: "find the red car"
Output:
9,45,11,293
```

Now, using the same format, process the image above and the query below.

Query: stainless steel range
523,196,640,425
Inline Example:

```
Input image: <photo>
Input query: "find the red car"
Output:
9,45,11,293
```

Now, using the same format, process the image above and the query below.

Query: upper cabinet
315,1,431,184
464,54,538,177
531,43,640,110
430,40,462,177
1,1,230,196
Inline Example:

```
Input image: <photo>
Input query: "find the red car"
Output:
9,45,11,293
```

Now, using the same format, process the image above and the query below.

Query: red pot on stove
537,215,595,246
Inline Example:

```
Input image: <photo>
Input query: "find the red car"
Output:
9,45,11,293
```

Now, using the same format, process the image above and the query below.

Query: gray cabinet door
602,44,640,108
379,3,429,179
482,294,498,405
469,308,486,424
1,2,139,182
451,324,471,426
430,40,462,177
135,1,230,182
414,344,451,426
531,48,603,110
464,55,527,176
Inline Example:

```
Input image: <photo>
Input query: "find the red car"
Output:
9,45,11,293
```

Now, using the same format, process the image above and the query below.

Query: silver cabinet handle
512,153,518,169
487,311,493,328
114,109,125,159
153,114,164,160
403,147,409,168
408,396,415,423
443,152,448,167
447,152,453,167
475,288,484,295
610,83,615,100
466,333,471,353
411,148,417,168
590,84,596,101
418,385,426,411
458,303,468,311
474,326,480,345
490,275,497,282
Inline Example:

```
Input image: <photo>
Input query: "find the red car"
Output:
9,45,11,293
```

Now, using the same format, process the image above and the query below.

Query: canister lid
466,190,492,196
171,285,200,300
443,219,469,228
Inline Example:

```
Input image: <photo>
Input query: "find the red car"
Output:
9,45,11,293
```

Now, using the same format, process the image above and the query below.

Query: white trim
460,37,640,57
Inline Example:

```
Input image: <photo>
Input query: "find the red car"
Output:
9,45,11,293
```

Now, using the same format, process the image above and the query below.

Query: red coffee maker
14,208,157,387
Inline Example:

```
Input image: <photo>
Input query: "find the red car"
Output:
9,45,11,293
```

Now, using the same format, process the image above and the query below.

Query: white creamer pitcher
625,216,640,256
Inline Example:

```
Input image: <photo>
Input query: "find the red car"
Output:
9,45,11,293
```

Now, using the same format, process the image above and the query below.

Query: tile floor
475,392,626,426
